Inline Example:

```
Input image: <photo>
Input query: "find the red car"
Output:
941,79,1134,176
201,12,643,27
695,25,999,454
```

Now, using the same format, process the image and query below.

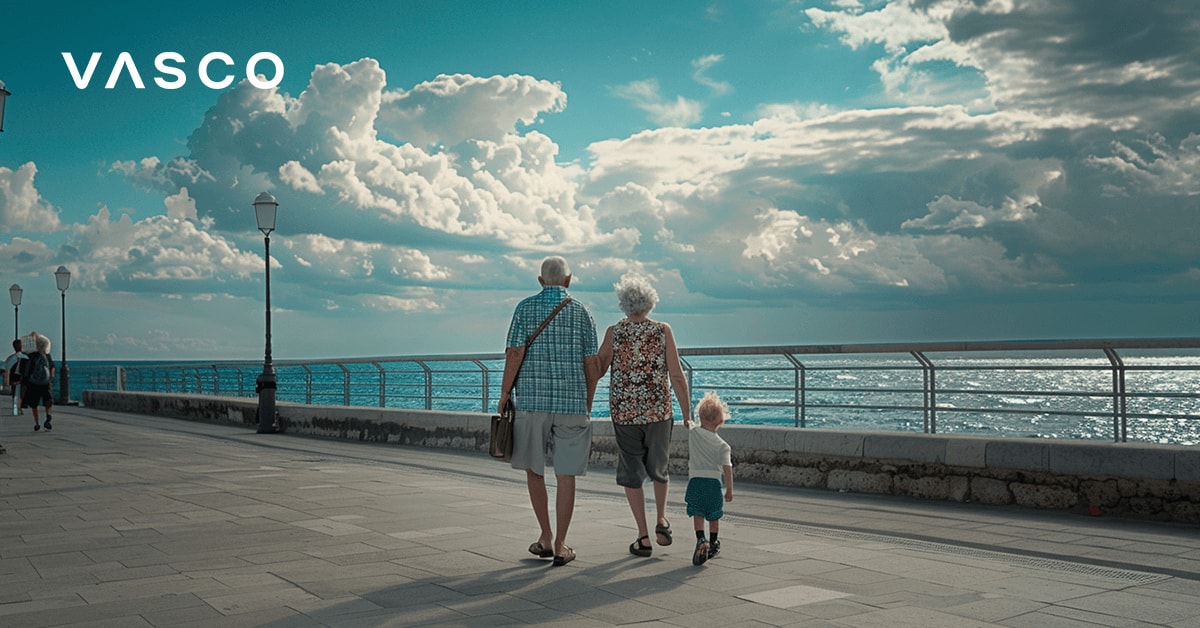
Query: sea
68,353,1200,446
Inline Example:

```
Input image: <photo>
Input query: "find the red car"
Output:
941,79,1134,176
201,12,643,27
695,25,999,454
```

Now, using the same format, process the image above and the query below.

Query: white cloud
611,79,704,127
692,54,732,96
164,187,198,221
379,73,567,146
0,162,64,232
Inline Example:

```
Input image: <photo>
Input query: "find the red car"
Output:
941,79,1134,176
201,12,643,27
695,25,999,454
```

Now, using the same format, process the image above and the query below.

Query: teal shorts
685,477,724,521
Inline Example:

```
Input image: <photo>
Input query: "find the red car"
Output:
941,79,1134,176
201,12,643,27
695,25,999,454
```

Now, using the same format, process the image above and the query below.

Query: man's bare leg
526,470,553,550
554,474,576,555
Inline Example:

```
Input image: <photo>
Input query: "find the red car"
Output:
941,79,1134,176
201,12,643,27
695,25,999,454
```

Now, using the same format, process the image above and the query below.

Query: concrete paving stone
504,607,616,626
737,583,853,609
290,572,415,600
89,561,180,583
171,606,323,628
76,574,227,604
322,604,476,627
545,587,676,624
1057,589,1200,625
1024,604,1165,627
280,593,385,619
360,581,471,609
839,604,1010,627
201,585,323,617
942,595,1049,623
983,574,1110,603
441,589,547,616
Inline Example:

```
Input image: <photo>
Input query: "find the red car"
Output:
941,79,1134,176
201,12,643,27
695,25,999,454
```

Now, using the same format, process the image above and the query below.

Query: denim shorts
613,420,672,488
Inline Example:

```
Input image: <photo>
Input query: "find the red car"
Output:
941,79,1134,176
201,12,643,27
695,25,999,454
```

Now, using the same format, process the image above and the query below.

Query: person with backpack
21,332,55,431
3,338,27,416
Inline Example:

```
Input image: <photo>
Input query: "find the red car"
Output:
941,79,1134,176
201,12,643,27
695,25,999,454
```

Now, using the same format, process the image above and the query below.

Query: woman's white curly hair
614,273,659,316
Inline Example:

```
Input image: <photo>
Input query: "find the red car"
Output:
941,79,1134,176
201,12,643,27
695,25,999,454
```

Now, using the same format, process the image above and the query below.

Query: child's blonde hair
696,391,728,426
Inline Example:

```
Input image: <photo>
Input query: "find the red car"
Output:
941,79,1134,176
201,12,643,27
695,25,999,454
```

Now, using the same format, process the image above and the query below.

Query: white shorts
510,410,592,477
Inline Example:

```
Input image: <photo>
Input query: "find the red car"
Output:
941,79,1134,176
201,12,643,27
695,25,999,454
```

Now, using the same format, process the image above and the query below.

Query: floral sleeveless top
609,319,671,425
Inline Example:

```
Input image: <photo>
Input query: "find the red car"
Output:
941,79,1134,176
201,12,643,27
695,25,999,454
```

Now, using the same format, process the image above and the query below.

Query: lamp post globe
54,266,71,404
253,192,279,433
9,283,22,341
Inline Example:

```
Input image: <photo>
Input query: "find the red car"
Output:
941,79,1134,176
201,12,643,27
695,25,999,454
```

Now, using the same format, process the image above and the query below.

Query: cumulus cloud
378,73,567,146
64,205,262,291
0,163,64,232
114,59,612,254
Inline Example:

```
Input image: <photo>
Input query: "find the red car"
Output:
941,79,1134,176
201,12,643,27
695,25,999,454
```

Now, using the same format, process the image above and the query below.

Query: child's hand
725,491,733,503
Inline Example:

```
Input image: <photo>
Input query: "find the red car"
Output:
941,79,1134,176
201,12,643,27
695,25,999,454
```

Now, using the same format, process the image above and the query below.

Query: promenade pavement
1,406,1198,627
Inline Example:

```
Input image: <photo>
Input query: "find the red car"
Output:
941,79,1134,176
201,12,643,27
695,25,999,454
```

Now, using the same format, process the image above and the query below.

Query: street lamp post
253,192,279,434
0,80,10,132
55,266,70,404
9,284,21,341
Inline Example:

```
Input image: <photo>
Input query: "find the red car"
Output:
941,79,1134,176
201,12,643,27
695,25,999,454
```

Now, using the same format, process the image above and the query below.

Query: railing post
785,354,806,428
912,351,936,433
418,361,432,410
301,365,312,404
116,366,125,392
338,364,350,406
1104,348,1128,442
211,365,220,396
472,360,489,412
372,362,386,408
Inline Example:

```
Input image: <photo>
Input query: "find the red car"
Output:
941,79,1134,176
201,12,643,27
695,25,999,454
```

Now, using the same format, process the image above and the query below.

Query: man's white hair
540,256,571,285
614,273,659,316
34,333,51,355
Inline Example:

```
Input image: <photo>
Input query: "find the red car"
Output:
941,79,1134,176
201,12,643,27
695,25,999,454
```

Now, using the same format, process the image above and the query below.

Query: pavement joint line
729,516,1171,586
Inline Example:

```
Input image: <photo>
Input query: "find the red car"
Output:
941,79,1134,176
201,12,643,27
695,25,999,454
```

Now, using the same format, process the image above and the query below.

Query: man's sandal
655,520,673,546
629,535,652,557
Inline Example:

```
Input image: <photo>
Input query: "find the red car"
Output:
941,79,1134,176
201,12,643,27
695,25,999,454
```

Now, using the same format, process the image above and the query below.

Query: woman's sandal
528,541,554,558
552,547,576,566
655,520,673,546
629,535,652,557
692,538,710,566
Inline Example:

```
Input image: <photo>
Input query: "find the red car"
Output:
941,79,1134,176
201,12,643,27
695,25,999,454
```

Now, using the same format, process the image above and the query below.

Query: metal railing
70,338,1200,444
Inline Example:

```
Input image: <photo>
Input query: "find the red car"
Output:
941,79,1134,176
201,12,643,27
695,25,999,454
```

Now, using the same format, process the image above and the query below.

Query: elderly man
498,256,601,567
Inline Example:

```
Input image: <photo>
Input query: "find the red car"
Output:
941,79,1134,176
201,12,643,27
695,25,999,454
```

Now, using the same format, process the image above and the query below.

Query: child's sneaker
44,415,52,431
708,539,721,559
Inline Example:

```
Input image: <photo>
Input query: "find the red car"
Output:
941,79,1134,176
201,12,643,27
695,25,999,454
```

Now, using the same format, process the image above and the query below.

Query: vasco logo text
62,52,285,90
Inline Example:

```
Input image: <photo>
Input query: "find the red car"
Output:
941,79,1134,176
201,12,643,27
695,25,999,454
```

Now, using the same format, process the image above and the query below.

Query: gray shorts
614,420,672,488
510,410,592,477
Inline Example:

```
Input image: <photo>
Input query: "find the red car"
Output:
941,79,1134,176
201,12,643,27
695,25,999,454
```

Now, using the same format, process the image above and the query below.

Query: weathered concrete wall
83,391,1200,523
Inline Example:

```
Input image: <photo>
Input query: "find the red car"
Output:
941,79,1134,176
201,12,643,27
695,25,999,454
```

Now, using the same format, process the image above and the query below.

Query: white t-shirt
688,425,732,481
3,351,26,377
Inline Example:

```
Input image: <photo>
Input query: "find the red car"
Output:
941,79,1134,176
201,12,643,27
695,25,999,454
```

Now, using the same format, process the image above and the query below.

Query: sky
0,0,1198,361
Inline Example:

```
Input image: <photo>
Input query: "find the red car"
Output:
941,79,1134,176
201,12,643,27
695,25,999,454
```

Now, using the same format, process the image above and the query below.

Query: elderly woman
598,274,691,558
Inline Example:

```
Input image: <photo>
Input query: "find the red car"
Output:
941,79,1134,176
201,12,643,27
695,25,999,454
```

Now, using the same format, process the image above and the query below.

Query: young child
685,391,733,566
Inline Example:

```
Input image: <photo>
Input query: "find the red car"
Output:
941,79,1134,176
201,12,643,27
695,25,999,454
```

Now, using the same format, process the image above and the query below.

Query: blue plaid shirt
506,286,598,415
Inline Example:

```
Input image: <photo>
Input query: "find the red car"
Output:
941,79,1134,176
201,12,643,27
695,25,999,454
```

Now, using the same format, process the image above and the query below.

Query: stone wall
83,391,1200,523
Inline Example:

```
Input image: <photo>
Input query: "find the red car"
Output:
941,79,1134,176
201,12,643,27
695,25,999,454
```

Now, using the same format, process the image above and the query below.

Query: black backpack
26,352,50,386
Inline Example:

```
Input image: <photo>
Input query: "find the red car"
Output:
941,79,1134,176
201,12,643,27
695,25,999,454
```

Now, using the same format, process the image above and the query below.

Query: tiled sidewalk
1,406,1197,627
